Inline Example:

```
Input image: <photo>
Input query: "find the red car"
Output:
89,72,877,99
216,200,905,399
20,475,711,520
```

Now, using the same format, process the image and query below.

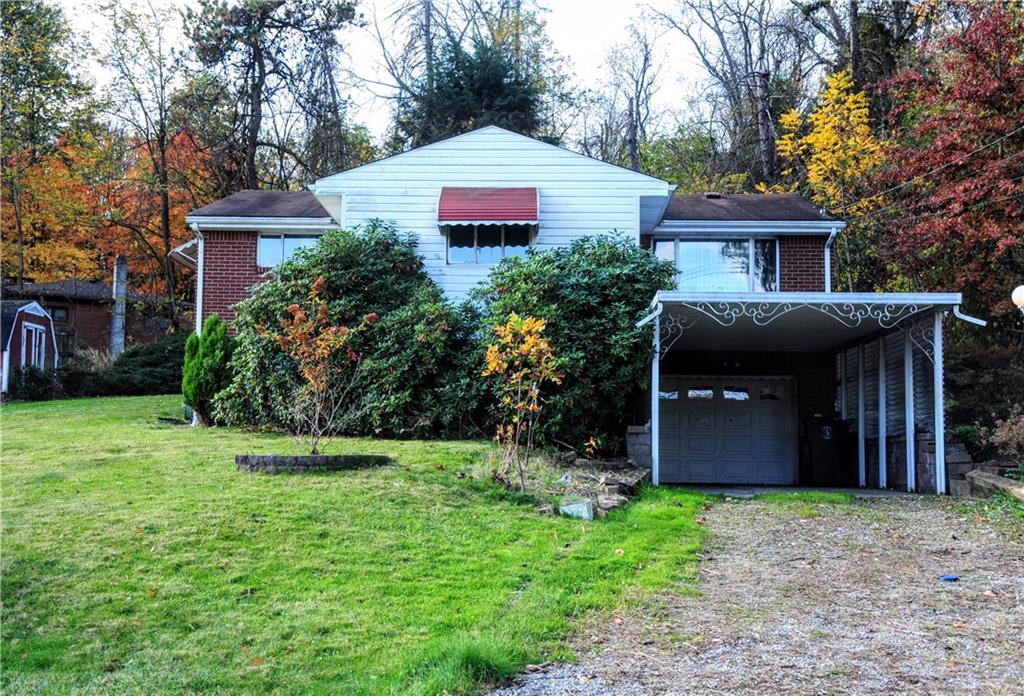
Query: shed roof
664,193,839,222
2,300,36,349
4,280,152,304
188,190,330,219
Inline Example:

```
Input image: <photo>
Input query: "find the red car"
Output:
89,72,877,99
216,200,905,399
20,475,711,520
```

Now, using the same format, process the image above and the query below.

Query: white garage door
659,376,797,485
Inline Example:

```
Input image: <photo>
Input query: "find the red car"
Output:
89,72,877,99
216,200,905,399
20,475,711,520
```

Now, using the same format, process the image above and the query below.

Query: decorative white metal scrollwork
658,312,697,356
908,320,936,364
667,300,931,331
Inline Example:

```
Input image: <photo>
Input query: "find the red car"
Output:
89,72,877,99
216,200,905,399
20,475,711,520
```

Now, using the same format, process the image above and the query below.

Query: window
257,234,321,267
759,385,784,401
687,387,714,400
21,323,46,368
55,329,76,357
655,238,778,292
723,386,750,401
659,390,679,400
48,306,69,322
446,224,531,264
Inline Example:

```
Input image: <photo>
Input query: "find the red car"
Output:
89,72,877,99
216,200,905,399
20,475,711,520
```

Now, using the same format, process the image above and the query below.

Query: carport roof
645,292,970,352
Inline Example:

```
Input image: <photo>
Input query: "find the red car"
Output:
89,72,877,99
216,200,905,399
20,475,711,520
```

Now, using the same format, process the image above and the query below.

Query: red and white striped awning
438,187,538,225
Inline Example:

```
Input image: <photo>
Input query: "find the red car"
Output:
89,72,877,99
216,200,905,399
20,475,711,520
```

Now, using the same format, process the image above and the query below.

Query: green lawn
1,395,703,695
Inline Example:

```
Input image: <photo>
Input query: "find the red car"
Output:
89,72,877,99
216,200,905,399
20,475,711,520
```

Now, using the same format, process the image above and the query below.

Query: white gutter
184,215,334,231
824,226,839,292
654,219,847,236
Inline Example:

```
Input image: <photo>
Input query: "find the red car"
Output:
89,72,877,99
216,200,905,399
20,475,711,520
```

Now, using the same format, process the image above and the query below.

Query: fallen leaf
614,548,624,556
147,588,157,598
249,657,264,665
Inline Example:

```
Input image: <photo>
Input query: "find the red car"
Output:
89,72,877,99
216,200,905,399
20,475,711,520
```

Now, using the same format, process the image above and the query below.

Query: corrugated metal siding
844,347,859,426
885,331,905,434
314,127,671,299
863,340,879,438
913,326,935,433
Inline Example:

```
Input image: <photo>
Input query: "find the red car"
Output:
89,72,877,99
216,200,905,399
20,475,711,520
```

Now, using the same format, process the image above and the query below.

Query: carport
637,292,986,493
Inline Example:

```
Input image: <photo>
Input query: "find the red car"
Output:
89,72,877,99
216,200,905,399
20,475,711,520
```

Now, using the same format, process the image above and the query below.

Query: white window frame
655,237,781,292
21,321,46,369
445,224,533,265
257,233,323,268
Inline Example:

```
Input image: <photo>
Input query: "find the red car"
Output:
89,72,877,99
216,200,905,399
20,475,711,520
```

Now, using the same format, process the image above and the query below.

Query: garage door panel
722,435,752,456
659,376,796,485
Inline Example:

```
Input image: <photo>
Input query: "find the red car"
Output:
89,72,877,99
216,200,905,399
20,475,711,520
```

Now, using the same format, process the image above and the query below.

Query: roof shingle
188,190,330,219
663,193,839,222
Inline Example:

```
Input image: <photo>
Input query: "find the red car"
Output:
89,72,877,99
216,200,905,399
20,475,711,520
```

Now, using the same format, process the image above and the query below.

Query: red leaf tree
877,3,1024,325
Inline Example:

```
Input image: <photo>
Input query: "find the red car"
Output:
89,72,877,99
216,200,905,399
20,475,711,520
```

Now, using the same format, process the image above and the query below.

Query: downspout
952,306,986,327
636,298,664,486
824,226,839,292
191,222,204,336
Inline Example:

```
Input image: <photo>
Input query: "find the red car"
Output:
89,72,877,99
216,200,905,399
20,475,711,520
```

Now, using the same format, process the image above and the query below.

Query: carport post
878,335,888,490
904,329,916,492
933,311,946,494
857,343,866,487
651,313,660,486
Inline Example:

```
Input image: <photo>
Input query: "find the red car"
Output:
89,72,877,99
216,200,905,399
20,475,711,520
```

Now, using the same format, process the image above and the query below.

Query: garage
658,376,797,485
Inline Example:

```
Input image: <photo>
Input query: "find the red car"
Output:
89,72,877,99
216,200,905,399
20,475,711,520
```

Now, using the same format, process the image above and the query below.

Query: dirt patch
493,495,1024,695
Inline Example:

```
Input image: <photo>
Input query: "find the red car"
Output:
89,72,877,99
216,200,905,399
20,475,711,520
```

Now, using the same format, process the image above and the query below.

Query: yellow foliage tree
763,69,887,290
765,69,885,215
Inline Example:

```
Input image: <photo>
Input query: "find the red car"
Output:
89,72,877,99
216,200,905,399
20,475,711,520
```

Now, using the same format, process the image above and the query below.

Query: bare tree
577,24,663,170
653,0,817,185
100,0,186,308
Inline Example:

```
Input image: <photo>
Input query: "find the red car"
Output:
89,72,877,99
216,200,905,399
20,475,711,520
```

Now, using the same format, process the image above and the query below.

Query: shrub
474,234,675,450
59,332,188,397
483,313,562,490
945,340,1024,457
7,365,59,401
983,406,1024,461
181,315,234,425
214,222,485,437
257,277,376,454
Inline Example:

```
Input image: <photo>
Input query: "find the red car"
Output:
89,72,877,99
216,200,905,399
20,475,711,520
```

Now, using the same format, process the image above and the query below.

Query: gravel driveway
492,495,1024,695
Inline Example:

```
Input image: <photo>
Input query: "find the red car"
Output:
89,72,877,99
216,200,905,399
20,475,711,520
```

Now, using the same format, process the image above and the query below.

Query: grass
957,492,1024,542
751,490,854,519
1,395,704,695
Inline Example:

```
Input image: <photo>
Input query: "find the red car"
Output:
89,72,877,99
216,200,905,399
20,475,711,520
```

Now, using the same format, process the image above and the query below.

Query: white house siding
312,127,672,299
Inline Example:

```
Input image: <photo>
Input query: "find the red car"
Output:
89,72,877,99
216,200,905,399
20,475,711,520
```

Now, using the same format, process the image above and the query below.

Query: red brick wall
779,236,827,291
200,230,268,330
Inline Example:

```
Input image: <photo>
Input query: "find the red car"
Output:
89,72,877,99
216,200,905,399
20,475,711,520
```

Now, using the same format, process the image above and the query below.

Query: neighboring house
179,126,985,494
3,280,179,356
1,301,58,393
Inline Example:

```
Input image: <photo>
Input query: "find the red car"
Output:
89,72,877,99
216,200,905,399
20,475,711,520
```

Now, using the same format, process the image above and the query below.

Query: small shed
1,300,59,393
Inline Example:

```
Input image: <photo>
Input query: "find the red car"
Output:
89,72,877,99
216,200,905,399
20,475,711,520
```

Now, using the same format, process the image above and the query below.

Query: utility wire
834,122,1024,213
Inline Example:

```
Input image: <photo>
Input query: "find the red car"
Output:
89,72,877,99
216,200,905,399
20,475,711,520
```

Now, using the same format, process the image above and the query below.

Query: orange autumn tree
259,276,377,455
96,129,214,300
0,137,106,283
483,313,561,491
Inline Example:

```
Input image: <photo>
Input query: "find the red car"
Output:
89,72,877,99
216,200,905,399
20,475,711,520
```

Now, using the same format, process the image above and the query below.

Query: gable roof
188,190,330,219
313,125,671,190
1,300,50,351
664,193,839,222
4,280,152,304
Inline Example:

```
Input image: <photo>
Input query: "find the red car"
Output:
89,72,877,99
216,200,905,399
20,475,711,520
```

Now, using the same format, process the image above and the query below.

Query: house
1,300,59,394
178,126,985,494
3,279,181,356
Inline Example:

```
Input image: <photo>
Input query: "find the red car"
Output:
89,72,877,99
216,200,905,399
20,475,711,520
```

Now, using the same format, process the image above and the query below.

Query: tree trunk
627,97,639,171
753,71,775,184
849,0,862,86
245,43,266,190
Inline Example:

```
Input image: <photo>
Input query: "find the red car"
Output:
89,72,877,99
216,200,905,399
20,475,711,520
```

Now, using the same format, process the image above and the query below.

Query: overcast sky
61,0,704,143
